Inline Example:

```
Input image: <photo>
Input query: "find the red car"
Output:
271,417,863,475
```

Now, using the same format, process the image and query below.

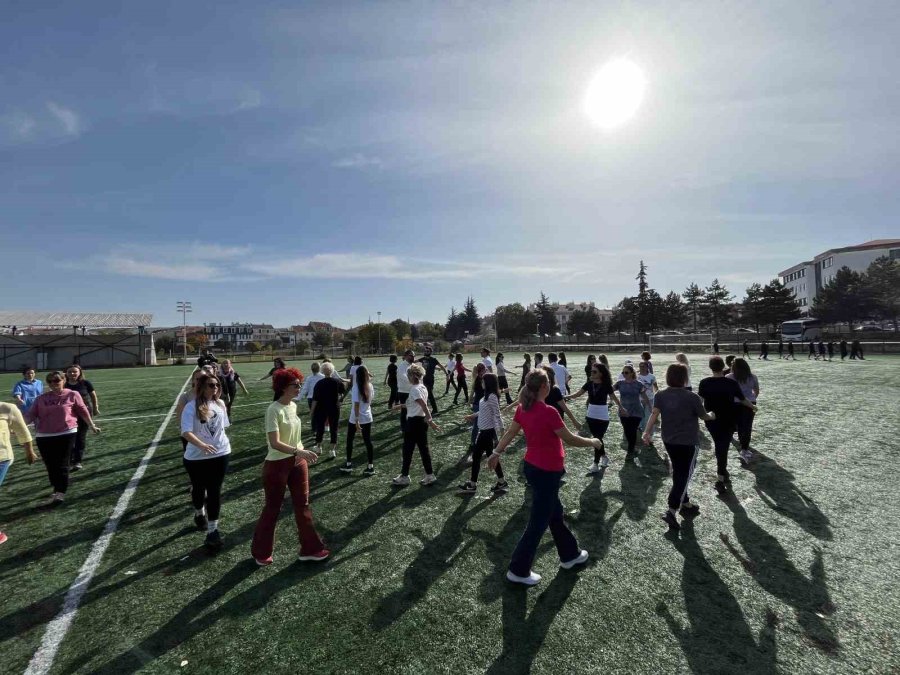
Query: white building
779,239,900,314
205,323,285,349
526,301,612,334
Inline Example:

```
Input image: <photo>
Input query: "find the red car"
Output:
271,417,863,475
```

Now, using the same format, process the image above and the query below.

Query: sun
583,58,647,130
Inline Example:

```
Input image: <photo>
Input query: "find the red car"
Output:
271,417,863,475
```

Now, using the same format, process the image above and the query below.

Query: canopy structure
0,311,153,329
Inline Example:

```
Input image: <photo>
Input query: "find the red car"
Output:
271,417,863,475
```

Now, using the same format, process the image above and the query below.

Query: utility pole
377,311,382,354
176,300,192,360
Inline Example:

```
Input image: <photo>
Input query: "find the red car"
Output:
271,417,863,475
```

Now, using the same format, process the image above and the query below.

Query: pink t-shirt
514,401,565,472
24,390,91,436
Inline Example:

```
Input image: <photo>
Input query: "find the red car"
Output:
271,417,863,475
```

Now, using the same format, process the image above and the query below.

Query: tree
495,303,537,340
865,256,900,329
445,307,464,340
462,296,481,336
702,279,733,336
312,331,332,349
534,291,559,334
812,266,875,328
683,283,705,331
567,308,601,338
390,318,411,339
660,291,686,330
357,323,397,353
155,335,175,354
395,336,415,354
416,321,444,339
759,279,798,331
245,341,262,354
295,339,310,355
213,339,230,352
742,283,765,333
609,296,638,334
266,339,282,351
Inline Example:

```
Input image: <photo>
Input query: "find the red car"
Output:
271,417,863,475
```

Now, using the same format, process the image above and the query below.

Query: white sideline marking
24,373,194,675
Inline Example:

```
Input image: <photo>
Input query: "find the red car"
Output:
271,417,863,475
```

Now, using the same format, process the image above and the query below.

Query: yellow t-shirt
0,402,32,464
264,400,303,461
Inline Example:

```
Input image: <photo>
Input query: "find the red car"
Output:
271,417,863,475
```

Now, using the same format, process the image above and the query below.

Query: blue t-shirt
614,380,645,418
13,379,43,413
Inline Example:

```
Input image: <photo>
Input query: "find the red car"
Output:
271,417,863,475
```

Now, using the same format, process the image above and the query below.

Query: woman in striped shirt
458,374,508,495
495,353,514,405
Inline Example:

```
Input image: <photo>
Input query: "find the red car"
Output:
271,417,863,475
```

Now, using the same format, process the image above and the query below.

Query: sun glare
584,58,646,130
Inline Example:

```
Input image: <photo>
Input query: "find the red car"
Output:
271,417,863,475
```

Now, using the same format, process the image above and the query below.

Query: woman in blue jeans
488,369,604,586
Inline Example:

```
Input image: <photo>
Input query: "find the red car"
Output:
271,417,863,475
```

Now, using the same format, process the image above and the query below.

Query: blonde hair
194,373,220,421
519,369,549,411
320,362,334,377
407,363,425,383
675,352,690,366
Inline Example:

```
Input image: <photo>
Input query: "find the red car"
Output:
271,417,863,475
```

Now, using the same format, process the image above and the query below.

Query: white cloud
236,89,262,111
0,111,37,140
106,257,222,281
46,101,81,136
332,153,384,169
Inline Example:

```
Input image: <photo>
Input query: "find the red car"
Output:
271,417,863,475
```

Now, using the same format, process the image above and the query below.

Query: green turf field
1,353,898,674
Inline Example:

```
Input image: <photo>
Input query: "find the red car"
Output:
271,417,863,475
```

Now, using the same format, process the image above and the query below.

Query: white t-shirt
350,383,374,424
482,356,494,372
446,358,456,374
406,384,428,417
638,373,657,403
397,361,412,394
181,400,231,461
551,363,569,390
349,364,359,386
297,373,324,400
680,363,692,389
496,361,510,377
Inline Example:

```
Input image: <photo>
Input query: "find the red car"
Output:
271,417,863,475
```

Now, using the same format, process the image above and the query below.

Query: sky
3,1,899,329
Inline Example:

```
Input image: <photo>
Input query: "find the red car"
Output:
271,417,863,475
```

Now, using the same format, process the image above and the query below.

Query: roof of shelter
0,311,153,328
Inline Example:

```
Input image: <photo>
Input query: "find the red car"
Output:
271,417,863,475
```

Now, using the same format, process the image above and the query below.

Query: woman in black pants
384,354,399,408
495,353,514,405
643,363,715,531
180,372,232,549
697,357,756,494
459,374,508,494
64,365,99,471
453,353,471,404
565,362,624,473
310,361,342,458
391,364,441,486
341,365,376,475
613,364,650,456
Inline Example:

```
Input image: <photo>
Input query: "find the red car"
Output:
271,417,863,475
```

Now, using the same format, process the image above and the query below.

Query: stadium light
176,300,192,360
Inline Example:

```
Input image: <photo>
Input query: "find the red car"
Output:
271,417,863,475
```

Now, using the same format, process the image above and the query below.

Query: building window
822,256,833,269
890,248,900,260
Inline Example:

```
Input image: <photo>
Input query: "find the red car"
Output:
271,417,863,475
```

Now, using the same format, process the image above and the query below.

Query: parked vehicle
781,318,822,342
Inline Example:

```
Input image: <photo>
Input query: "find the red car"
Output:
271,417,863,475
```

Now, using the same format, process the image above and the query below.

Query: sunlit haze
584,59,646,129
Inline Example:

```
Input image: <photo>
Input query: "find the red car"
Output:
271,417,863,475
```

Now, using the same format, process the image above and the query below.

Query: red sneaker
255,556,273,566
0,532,7,545
298,549,330,562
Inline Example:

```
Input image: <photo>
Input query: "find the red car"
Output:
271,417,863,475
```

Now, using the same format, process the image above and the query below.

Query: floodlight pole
176,300,192,360
377,311,382,354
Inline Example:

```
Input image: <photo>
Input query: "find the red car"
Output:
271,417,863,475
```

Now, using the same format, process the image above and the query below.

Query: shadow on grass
750,452,833,541
721,496,839,654
618,447,666,522
658,521,779,673
571,470,625,559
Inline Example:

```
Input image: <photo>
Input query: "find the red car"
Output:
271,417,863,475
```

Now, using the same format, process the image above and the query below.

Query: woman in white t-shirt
392,363,441,486
341,365,376,475
637,360,659,438
675,353,692,390
180,372,232,550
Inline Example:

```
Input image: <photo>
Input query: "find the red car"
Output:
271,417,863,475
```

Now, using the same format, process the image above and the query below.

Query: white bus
781,318,822,342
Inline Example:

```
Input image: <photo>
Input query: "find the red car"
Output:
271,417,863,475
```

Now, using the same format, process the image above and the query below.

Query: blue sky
4,1,898,328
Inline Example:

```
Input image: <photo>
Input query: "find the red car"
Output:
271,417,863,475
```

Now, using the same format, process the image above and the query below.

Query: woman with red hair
251,368,329,566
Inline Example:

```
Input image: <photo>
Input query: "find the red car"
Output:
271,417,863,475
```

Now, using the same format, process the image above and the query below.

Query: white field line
24,372,194,675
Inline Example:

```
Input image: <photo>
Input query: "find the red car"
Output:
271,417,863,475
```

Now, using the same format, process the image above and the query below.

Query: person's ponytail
518,369,548,411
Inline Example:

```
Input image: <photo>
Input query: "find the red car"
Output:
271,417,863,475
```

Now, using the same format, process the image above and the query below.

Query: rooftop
0,311,153,329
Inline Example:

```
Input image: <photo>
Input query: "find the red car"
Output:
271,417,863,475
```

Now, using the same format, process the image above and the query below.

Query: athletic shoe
420,474,437,486
739,449,753,465
714,480,728,495
298,549,330,562
391,474,411,486
680,503,701,518
329,447,337,459
587,463,600,475
363,465,376,476
560,475,568,485
506,570,542,586
339,462,353,473
51,493,65,507
194,512,208,531
205,529,223,550
721,469,731,482
490,480,510,494
599,455,611,468
71,463,83,472
255,556,274,566
560,549,589,569
661,511,680,531
0,532,7,545
458,481,477,494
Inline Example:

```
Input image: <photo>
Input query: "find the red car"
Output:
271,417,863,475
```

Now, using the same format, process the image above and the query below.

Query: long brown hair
195,373,221,420
519,369,548,411
355,365,371,403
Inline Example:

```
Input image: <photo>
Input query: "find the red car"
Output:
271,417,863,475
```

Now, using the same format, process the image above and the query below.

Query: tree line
812,256,900,329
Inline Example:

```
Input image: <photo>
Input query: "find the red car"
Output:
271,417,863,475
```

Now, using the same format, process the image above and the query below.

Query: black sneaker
714,481,728,495
339,462,353,473
661,511,680,530
70,463,83,472
457,481,477,494
194,513,208,531
490,480,510,494
680,503,701,518
205,529,223,550
363,465,376,476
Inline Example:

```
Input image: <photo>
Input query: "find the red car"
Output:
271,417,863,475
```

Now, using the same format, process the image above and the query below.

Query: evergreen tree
741,283,765,333
702,279,733,336
660,291,686,330
864,256,900,330
534,291,559,334
495,303,537,340
445,307,463,340
683,283,705,331
760,279,798,330
812,266,875,328
462,296,481,335
609,296,638,334
567,308,601,337
389,318,411,339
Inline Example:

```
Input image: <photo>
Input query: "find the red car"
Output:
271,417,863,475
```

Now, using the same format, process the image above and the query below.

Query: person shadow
571,469,625,560
617,446,666,522
750,452,833,540
658,521,779,673
721,497,839,654
370,497,493,630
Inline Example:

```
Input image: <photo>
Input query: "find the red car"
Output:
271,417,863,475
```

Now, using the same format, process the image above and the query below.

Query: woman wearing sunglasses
252,368,328,565
565,362,624,473
180,372,232,550
24,371,101,506
613,364,651,457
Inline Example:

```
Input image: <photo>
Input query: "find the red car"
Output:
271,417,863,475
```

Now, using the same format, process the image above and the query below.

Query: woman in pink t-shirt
488,369,604,586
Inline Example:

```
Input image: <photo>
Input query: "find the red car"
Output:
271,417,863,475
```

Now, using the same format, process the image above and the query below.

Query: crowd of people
0,342,853,584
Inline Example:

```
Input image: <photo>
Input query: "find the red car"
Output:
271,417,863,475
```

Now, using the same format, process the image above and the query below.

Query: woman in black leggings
453,353,471,404
565,362,624,473
310,361,343,458
341,365,376,475
613,364,650,456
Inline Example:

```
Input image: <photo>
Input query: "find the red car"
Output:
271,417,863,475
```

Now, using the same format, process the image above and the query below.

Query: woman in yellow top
251,367,329,566
0,402,37,545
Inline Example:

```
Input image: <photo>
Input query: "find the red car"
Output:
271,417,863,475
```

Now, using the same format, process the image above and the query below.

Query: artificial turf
0,354,897,674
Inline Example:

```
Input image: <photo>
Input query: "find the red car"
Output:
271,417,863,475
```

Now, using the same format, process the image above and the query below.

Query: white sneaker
391,474,411,486
599,455,611,468
740,449,753,464
506,570,542,586
420,474,437,486
560,549,589,569
329,447,337,459
587,463,600,474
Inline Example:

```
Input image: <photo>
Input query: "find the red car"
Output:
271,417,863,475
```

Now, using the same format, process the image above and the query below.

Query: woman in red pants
251,368,329,566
